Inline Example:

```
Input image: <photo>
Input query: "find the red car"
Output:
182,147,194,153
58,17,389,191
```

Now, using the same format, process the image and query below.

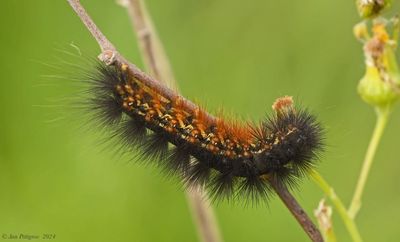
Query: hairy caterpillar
81,60,323,204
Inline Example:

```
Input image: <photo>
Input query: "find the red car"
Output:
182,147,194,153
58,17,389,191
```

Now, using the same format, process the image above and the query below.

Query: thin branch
118,0,177,87
348,105,390,219
123,0,159,77
270,180,323,242
186,189,223,242
118,0,222,242
65,1,322,241
67,0,115,52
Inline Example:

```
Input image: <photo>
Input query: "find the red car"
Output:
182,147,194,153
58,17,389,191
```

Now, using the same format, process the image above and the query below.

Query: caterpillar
84,60,323,203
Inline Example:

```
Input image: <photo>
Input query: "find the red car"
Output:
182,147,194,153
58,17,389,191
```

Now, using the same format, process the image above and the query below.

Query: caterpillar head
253,105,323,183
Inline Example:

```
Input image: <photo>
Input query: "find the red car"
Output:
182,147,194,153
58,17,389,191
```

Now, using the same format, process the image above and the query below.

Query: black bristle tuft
238,175,270,206
89,95,124,127
163,146,192,177
208,171,236,202
140,133,169,165
184,158,211,188
116,118,147,150
261,108,324,183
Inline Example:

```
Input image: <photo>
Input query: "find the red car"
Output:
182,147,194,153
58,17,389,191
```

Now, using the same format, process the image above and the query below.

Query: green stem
325,228,337,242
348,105,390,219
310,170,363,242
324,229,337,242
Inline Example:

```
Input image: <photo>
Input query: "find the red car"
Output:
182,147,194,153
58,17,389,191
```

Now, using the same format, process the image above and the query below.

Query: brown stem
66,1,323,241
118,0,178,89
270,180,323,242
67,0,115,52
118,0,222,242
186,189,223,242
119,0,162,81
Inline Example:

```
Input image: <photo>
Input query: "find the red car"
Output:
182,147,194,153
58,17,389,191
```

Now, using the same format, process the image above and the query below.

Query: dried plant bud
356,0,391,19
314,199,336,242
358,21,400,107
354,22,370,42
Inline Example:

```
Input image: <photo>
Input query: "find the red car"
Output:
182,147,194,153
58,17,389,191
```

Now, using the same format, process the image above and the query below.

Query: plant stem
310,170,363,242
270,180,323,242
118,0,177,87
348,105,390,219
186,189,223,242
66,0,115,52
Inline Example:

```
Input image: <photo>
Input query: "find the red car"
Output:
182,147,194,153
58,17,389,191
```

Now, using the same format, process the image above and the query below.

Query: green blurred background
1,1,400,241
